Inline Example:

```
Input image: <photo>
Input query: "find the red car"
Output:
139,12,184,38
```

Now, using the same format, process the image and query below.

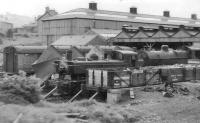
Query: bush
0,74,42,105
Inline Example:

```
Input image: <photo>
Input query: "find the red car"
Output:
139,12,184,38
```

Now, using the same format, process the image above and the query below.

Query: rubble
178,87,190,95
162,91,174,98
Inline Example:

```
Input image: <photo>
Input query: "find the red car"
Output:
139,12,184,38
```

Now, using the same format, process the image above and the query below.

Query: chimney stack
179,25,185,30
122,24,129,32
163,11,170,17
191,14,197,20
45,6,50,12
130,7,137,14
89,2,97,10
139,26,144,31
161,45,169,52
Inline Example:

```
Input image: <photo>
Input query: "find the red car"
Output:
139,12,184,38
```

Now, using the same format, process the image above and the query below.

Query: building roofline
42,16,200,28
43,8,200,22
42,8,200,27
64,8,200,22
37,10,57,21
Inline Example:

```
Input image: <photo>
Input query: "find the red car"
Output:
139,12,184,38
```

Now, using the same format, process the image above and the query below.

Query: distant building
14,22,38,37
13,6,57,38
0,21,13,36
23,23,38,33
37,6,58,38
41,2,200,45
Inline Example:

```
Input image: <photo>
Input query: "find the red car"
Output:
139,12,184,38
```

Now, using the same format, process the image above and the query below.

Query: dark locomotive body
3,45,191,77
56,60,130,80
137,50,188,66
54,60,130,95
137,45,189,66
55,46,190,82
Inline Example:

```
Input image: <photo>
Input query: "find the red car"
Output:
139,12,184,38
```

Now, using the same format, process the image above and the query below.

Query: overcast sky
1,0,200,18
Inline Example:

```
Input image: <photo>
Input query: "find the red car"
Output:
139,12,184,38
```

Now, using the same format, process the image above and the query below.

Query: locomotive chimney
179,25,185,30
191,14,197,20
138,26,144,31
159,26,164,31
161,45,169,52
130,6,137,14
163,10,170,17
66,50,72,61
45,6,50,12
89,1,97,10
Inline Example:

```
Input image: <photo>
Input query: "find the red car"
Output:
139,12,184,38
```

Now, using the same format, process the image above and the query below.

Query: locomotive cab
113,50,137,67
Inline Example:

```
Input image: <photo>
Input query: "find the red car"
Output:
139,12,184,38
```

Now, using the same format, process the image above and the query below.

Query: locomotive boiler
137,45,188,66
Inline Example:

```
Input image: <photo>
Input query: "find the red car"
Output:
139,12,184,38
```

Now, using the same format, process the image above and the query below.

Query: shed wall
42,18,160,45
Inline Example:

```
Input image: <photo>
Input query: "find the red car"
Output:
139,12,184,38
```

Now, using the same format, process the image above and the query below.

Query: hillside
0,13,34,27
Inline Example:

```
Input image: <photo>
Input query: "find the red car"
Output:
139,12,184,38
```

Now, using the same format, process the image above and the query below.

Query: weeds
0,74,41,105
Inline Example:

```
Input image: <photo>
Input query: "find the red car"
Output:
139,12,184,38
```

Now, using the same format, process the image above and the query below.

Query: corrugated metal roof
172,29,192,38
115,31,135,39
51,35,99,46
145,31,156,37
133,31,149,38
33,46,61,65
128,37,199,42
194,32,200,37
43,8,200,27
187,30,199,36
53,45,91,53
87,29,121,39
152,30,170,38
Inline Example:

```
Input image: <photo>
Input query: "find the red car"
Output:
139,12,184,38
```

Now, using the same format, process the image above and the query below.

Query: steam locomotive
55,45,188,81
3,45,189,79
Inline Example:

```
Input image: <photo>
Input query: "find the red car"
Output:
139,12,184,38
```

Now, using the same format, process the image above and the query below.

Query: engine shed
113,25,200,50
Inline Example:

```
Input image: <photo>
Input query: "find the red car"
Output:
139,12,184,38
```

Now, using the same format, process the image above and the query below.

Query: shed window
195,51,200,59
104,54,108,59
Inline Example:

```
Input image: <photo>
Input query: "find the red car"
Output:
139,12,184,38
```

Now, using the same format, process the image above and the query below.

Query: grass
1,85,200,123
0,74,142,123
0,73,42,105
0,100,143,123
